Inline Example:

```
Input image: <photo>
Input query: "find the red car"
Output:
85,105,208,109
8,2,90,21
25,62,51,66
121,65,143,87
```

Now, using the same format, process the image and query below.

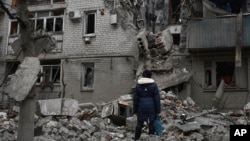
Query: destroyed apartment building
1,0,250,140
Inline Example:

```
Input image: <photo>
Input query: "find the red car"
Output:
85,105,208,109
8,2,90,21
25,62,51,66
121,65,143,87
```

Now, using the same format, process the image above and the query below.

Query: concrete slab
101,103,113,118
37,98,78,116
177,121,201,132
4,57,40,101
195,117,229,126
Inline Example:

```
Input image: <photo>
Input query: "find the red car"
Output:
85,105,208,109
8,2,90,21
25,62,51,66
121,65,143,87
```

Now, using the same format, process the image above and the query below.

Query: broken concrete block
78,102,95,110
194,117,228,126
37,98,78,116
162,29,173,52
12,106,20,113
34,136,56,141
186,97,195,106
36,116,53,127
118,94,133,101
177,121,201,132
4,57,40,101
190,132,204,141
0,112,7,119
244,101,250,114
101,103,114,118
126,116,137,131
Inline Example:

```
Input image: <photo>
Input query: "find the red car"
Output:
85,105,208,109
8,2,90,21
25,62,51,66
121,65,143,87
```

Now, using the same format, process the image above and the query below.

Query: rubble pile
1,93,250,141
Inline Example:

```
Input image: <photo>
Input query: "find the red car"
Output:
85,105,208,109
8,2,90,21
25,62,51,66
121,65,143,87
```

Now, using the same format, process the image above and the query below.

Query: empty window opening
85,12,96,35
36,19,44,30
10,21,18,35
55,18,63,31
84,67,93,87
172,34,180,45
82,64,94,89
216,61,235,87
169,0,181,23
46,18,54,32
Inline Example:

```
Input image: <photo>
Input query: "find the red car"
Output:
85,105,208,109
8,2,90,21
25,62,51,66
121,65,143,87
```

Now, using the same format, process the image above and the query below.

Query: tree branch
0,0,25,26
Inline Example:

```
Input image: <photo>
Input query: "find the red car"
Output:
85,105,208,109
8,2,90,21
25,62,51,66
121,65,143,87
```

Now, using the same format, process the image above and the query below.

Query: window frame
83,11,96,37
81,63,95,91
37,64,61,85
203,59,247,90
9,10,64,36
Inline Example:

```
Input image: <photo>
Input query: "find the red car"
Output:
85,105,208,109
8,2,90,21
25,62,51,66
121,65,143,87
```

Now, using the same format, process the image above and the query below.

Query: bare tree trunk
16,1,36,141
17,87,36,141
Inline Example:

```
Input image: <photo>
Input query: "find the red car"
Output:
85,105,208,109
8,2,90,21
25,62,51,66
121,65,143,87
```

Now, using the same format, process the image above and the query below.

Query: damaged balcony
187,14,250,50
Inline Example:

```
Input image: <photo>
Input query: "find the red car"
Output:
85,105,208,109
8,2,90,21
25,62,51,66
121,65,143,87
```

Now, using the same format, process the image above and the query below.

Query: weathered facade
2,0,250,110
0,0,138,103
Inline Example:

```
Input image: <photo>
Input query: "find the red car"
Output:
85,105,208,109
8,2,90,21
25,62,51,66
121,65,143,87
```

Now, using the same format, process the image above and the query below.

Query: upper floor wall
187,14,250,50
4,0,137,57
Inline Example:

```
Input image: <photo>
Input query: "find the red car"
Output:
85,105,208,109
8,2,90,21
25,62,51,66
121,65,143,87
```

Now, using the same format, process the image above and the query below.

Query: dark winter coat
133,77,161,121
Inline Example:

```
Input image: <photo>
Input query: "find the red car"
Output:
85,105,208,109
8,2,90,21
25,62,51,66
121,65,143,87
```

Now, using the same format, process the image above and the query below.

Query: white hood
137,78,154,84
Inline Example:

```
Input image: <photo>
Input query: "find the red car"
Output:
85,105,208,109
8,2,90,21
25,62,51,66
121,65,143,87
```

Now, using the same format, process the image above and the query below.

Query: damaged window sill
81,87,94,92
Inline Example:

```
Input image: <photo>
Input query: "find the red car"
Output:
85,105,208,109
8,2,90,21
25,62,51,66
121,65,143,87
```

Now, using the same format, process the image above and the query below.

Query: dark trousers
134,119,155,140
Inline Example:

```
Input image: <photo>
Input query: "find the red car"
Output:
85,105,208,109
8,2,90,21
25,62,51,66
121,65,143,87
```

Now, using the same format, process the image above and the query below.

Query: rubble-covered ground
1,91,250,141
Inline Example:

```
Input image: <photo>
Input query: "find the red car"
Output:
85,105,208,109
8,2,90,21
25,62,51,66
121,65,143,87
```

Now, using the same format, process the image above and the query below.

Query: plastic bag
154,116,163,136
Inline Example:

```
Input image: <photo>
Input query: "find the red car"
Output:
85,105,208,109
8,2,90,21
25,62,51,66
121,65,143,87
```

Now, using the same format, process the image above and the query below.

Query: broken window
204,60,247,89
82,63,94,89
33,10,64,32
37,60,61,84
9,21,19,36
216,61,235,87
84,11,96,36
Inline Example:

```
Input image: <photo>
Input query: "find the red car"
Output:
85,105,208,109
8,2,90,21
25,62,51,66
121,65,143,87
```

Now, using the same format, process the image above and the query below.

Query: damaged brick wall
63,57,135,103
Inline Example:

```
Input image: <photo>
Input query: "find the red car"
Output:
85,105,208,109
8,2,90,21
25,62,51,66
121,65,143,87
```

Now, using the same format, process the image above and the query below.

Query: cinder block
126,116,137,131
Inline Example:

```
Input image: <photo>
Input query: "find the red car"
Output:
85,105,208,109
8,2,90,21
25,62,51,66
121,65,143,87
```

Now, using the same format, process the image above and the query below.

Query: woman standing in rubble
133,70,161,140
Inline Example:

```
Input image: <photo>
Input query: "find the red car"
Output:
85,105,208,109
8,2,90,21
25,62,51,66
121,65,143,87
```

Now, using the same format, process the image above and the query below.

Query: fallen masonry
1,91,250,141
